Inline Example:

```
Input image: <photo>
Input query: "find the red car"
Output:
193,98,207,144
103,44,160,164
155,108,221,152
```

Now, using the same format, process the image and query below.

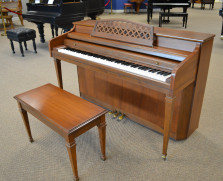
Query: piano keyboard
58,48,172,82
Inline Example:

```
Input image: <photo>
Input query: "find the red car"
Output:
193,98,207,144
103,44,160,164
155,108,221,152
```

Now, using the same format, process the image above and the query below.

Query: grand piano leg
54,58,63,89
162,96,175,160
50,24,55,38
36,23,45,43
55,25,58,37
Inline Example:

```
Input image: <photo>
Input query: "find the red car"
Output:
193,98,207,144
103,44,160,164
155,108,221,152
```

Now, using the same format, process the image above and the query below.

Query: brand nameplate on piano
91,19,154,47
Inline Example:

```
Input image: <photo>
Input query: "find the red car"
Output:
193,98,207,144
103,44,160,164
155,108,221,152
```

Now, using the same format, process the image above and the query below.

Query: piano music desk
14,84,107,181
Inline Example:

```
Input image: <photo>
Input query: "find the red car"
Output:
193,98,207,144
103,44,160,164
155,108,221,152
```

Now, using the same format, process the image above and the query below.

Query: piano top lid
73,20,215,43
154,27,215,43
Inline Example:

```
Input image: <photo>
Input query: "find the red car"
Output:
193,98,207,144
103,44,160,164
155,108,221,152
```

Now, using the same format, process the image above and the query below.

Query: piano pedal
96,17,101,20
118,113,125,120
109,110,116,115
113,112,120,118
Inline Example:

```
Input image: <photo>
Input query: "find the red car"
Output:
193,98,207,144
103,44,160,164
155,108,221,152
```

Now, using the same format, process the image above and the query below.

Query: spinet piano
49,19,214,158
22,0,104,43
219,1,223,39
147,0,191,23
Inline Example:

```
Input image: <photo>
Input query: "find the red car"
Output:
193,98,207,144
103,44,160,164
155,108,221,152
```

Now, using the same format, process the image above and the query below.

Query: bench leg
19,41,24,57
32,39,37,53
66,139,79,181
10,40,15,54
17,102,34,143
24,41,28,50
97,115,106,161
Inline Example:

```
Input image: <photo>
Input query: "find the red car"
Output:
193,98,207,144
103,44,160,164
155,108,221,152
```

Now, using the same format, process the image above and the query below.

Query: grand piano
49,19,214,159
220,1,223,39
147,0,191,23
22,0,104,43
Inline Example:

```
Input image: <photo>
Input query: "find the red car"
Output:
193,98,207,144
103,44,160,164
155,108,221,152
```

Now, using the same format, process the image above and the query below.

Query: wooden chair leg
66,139,79,181
97,115,106,161
18,13,24,26
17,102,34,143
9,18,14,29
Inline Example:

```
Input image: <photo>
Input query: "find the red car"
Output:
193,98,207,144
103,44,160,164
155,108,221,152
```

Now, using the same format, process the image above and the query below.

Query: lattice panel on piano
91,19,154,47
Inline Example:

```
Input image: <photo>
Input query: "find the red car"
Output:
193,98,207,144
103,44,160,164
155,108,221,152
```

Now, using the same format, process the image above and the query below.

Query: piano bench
159,12,188,28
6,28,37,57
14,83,107,181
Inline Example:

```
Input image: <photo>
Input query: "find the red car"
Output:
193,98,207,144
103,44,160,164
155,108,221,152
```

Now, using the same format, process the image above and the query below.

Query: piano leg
54,58,63,89
162,96,175,160
50,24,55,38
55,25,58,37
36,23,45,43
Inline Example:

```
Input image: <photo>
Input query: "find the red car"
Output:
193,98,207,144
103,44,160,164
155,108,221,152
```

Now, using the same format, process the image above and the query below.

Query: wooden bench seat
14,83,108,181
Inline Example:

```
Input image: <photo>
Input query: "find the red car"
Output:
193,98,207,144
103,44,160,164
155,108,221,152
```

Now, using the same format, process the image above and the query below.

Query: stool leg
32,39,37,53
19,41,24,57
10,40,15,54
185,15,188,29
24,41,28,50
97,115,106,161
66,139,79,181
17,102,34,143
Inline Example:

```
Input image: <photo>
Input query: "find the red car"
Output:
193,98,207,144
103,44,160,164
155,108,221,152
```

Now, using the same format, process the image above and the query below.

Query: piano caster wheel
109,110,116,115
113,112,120,118
162,155,167,161
118,114,125,120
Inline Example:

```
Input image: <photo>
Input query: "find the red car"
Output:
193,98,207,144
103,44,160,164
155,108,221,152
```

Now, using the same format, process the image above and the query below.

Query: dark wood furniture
49,19,214,159
219,1,223,39
6,28,37,57
191,0,215,9
0,0,23,26
14,83,107,181
159,12,188,28
147,0,191,23
22,0,104,43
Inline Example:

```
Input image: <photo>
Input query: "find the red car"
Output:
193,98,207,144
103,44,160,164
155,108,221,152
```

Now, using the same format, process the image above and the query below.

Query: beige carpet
0,3,223,181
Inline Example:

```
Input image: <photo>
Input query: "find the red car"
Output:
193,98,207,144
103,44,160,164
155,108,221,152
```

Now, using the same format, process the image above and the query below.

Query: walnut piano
49,19,214,159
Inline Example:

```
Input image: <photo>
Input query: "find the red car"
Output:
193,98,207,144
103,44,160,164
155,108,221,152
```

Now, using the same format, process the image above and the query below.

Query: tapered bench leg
97,115,106,161
19,41,24,57
32,39,37,53
66,139,79,181
10,40,15,54
17,102,34,143
24,41,28,50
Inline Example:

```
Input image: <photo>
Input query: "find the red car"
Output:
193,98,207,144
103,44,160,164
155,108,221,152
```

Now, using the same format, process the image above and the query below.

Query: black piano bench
159,12,188,29
6,28,37,57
